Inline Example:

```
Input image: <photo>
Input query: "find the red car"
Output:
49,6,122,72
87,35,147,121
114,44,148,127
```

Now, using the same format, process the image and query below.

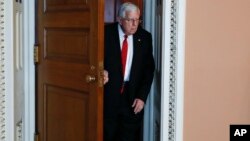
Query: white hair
118,2,140,18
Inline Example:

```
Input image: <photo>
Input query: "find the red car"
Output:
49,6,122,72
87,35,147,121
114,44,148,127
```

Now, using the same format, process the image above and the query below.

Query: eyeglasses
122,18,142,24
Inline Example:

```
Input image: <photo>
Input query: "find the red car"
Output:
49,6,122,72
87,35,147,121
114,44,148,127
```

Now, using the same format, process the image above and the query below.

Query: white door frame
23,0,35,141
4,1,15,141
144,0,186,141
21,0,186,141
160,0,186,141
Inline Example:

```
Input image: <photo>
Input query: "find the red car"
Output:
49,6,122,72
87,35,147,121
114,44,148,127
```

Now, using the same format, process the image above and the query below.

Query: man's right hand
103,70,109,85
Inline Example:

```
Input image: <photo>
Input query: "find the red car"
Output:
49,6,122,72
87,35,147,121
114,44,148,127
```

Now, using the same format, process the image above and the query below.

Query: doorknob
85,75,96,83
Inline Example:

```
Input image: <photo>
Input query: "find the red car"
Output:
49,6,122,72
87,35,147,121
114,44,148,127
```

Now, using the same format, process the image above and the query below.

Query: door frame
4,1,15,141
160,0,186,141
143,0,186,141
23,0,35,141
22,1,186,141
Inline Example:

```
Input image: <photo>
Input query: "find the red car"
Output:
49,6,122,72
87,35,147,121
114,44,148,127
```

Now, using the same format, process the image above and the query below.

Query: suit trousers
104,82,143,141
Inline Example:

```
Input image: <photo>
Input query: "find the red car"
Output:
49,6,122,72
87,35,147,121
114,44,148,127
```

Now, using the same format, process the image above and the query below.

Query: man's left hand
132,99,144,114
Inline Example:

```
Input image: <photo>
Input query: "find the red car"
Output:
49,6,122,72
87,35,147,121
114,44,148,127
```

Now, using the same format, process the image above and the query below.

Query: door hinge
34,133,39,141
34,45,39,63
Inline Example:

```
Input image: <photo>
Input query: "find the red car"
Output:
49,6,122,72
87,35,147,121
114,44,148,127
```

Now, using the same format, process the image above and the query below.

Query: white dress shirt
118,25,133,81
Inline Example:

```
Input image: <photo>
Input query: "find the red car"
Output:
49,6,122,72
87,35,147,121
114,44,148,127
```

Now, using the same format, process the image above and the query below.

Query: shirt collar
118,24,132,40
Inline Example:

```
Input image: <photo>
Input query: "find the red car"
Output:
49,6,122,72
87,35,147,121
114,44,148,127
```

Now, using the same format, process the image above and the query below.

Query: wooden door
36,1,104,141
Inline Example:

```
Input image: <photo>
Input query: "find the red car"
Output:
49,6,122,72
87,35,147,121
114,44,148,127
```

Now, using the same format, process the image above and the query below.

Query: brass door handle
86,75,96,83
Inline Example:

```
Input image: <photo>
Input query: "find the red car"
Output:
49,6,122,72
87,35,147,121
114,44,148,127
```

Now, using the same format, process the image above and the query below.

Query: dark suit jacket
104,22,155,117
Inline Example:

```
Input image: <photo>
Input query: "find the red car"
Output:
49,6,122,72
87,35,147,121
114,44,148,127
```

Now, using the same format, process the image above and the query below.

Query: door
36,1,104,141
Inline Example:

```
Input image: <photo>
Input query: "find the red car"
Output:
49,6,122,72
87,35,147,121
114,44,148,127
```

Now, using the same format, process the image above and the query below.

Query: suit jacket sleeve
134,29,155,103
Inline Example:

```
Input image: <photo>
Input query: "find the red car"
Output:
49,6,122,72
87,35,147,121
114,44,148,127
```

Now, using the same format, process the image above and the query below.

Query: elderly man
103,2,155,141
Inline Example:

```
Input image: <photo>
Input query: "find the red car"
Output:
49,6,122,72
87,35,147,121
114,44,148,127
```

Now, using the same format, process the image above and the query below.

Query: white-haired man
103,2,155,141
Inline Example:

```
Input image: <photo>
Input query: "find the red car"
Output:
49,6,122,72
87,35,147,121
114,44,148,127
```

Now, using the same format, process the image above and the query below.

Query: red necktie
121,35,128,93
121,35,128,77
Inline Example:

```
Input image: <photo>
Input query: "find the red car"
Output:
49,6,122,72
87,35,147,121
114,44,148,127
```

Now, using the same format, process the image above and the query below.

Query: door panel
36,1,104,141
45,85,88,141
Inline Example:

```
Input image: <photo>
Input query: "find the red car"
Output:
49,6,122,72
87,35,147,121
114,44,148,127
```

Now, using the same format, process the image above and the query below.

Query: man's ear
117,17,122,25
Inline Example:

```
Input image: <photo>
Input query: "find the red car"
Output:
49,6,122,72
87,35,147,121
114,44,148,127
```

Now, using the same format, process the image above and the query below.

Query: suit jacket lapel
114,24,121,55
113,23,123,76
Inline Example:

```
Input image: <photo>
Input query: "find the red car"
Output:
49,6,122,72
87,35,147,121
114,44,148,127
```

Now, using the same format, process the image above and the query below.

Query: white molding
161,1,171,141
161,0,186,141
23,0,35,141
176,0,186,141
16,120,23,141
4,0,15,141
0,0,6,140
